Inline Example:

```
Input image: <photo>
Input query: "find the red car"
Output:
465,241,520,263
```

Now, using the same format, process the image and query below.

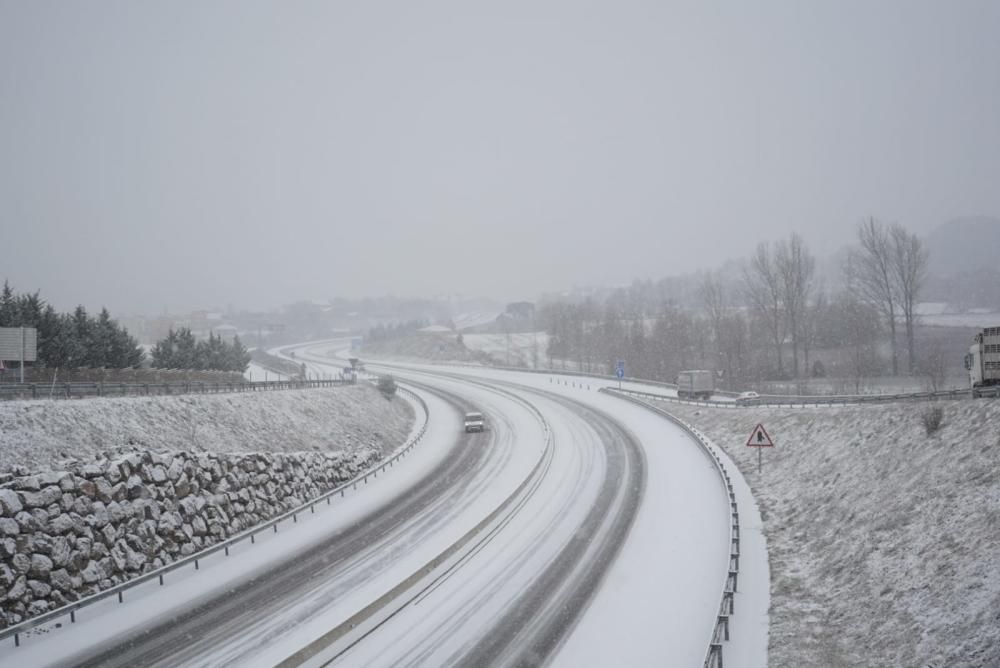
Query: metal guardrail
434,359,975,405
0,386,430,648
600,388,741,668
739,387,970,406
607,384,971,410
0,378,347,401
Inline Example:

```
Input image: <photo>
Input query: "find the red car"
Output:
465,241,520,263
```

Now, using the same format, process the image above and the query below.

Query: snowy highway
283,343,769,666
2,342,767,667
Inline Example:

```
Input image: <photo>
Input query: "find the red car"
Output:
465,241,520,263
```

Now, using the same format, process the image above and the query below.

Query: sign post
745,422,774,473
615,360,625,389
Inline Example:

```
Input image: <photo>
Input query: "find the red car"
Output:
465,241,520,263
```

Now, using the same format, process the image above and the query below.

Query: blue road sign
616,367,625,379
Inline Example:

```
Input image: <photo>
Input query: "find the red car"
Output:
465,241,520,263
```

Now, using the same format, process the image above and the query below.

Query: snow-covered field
920,313,1000,328
460,332,550,368
0,385,412,473
243,361,289,382
452,311,501,330
662,399,1000,666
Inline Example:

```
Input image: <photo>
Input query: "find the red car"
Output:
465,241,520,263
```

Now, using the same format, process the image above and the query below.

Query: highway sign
746,423,774,447
616,367,625,379
0,327,37,362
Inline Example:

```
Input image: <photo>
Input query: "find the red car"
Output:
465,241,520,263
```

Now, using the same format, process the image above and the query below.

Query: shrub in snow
921,406,944,435
377,375,398,398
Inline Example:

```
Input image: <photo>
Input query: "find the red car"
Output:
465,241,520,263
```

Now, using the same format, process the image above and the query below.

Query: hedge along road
293,342,762,667
6,379,543,667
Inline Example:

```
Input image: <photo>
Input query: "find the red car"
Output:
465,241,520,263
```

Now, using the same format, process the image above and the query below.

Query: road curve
285,349,646,667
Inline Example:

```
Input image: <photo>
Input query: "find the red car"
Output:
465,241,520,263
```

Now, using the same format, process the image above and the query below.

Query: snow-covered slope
0,385,412,473
660,399,999,667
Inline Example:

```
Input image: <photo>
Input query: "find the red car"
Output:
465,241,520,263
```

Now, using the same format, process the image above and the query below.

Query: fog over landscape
3,4,1000,666
2,1,999,314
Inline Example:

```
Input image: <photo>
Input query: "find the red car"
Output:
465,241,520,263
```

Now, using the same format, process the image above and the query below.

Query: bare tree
776,233,816,378
889,224,929,373
700,271,726,378
801,284,827,378
847,217,899,375
717,311,749,388
829,290,883,393
743,242,786,377
921,338,948,392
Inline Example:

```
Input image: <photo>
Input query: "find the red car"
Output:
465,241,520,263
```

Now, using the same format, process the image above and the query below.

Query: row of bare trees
540,218,931,389
740,233,817,379
847,217,929,374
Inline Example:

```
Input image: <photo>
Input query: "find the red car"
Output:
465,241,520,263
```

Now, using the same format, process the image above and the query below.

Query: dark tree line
150,328,250,372
0,282,144,369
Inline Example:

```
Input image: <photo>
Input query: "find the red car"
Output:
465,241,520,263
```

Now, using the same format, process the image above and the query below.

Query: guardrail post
709,643,722,668
718,614,729,641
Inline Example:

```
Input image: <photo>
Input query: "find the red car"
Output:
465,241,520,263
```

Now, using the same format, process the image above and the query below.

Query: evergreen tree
0,281,15,326
174,328,199,368
151,329,179,368
36,305,65,367
228,335,250,372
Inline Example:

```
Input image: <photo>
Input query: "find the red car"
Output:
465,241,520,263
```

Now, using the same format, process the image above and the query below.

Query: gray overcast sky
2,1,998,314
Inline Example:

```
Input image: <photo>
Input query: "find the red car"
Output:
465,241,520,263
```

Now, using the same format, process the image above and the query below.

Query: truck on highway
676,370,714,400
964,326,1000,398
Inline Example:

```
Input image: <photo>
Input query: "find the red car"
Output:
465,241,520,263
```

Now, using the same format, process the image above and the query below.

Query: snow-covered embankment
663,399,999,667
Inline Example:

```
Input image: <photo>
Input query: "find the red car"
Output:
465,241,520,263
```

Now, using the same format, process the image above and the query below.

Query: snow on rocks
0,447,382,628
660,399,1000,667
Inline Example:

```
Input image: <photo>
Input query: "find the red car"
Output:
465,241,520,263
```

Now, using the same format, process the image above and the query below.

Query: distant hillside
922,217,1000,310
925,216,1000,277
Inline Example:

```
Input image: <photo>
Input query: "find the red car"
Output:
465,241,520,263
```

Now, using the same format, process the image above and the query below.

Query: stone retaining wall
0,447,380,627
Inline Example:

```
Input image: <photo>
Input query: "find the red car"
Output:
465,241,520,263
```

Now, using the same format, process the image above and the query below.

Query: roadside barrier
611,385,969,409
0,378,347,401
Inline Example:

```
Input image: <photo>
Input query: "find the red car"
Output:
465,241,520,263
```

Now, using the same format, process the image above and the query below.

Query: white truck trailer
676,369,714,400
965,327,1000,398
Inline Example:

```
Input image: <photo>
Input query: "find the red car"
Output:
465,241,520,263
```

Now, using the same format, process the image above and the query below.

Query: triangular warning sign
746,423,774,447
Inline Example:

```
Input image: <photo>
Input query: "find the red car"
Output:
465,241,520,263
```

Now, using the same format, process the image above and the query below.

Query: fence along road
0,378,346,401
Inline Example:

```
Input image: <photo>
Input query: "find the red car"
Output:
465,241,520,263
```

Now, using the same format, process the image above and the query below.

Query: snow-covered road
289,343,769,666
